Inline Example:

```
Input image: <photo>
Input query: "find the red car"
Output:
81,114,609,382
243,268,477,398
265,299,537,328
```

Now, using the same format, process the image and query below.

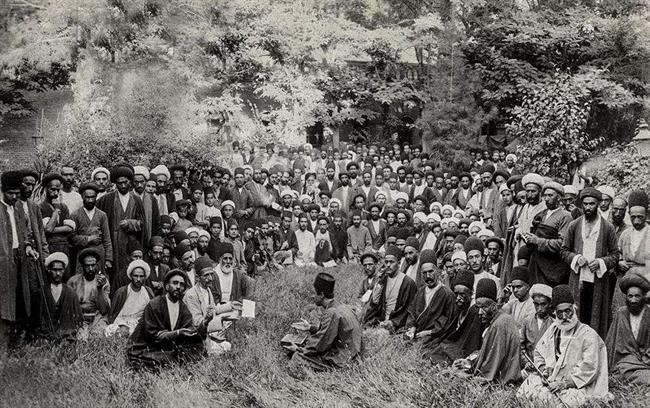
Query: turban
375,190,387,199
221,200,236,209
270,164,285,175
78,182,100,195
214,242,234,260
597,185,615,200
169,164,187,174
579,187,602,202
133,166,150,179
506,175,523,190
282,190,295,198
91,167,110,180
447,218,459,227
427,213,441,222
419,249,436,266
329,198,342,208
468,221,485,232
149,236,165,248
346,162,359,171
325,161,336,170
510,266,531,284
543,181,564,196
185,227,201,237
530,283,552,300
319,190,332,198
451,251,467,263
517,244,532,261
173,230,190,245
126,239,143,255
78,247,101,262
368,202,382,212
394,192,409,203
476,279,497,301
405,237,420,251
506,153,517,162
110,165,134,183
151,165,171,179
163,269,189,286
198,229,210,240
493,170,509,182
430,202,442,212
1,171,23,191
242,165,253,173
299,194,312,203
619,272,650,294
628,190,649,210
126,259,150,279
478,164,495,175
485,237,504,251
174,243,193,259
45,252,69,268
413,212,427,224
452,269,474,290
522,173,544,189
314,272,335,295
19,168,38,181
499,183,511,194
442,204,455,214
385,245,402,259
42,173,64,187
478,228,494,238
552,284,574,307
563,185,578,196
464,236,485,254
194,256,214,274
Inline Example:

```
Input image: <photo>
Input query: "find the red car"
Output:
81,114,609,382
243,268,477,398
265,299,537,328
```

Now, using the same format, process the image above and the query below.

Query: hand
284,343,301,353
542,367,553,379
415,329,432,339
237,210,248,217
588,260,600,273
379,320,395,332
105,260,112,271
26,247,39,260
523,233,537,246
576,256,588,268
403,328,416,341
230,300,243,311
618,260,630,273
89,235,102,245
96,273,107,288
118,220,129,230
152,281,162,289
291,319,311,332
548,378,573,393
177,328,196,337
203,310,214,325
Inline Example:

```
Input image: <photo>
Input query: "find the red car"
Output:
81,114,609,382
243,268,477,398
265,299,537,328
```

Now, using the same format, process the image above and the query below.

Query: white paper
242,299,256,318
360,290,372,303
323,260,337,268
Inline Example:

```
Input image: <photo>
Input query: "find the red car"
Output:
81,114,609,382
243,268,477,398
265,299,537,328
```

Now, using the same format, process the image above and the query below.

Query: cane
35,258,57,340
522,352,569,408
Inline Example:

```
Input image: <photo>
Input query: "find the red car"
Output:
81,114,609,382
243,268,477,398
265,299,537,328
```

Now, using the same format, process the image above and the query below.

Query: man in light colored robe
518,284,610,407
294,214,316,266
501,266,535,328
514,173,547,264
106,260,154,336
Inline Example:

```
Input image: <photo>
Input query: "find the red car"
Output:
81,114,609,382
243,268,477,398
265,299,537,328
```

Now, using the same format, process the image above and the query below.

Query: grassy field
0,265,646,407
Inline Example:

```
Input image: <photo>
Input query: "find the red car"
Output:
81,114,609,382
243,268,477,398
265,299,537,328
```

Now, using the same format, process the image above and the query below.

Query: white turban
499,183,511,193
427,213,441,222
478,228,495,238
469,221,485,232
133,165,150,180
45,252,69,268
329,198,342,208
198,229,210,240
221,200,236,209
563,185,578,196
442,204,455,214
522,173,545,188
506,153,517,163
597,185,616,201
126,259,150,279
452,209,465,218
91,167,109,180
413,212,427,223
299,194,312,203
429,202,442,212
451,251,467,263
530,283,552,300
375,190,387,199
395,192,409,203
151,165,171,180
185,227,201,237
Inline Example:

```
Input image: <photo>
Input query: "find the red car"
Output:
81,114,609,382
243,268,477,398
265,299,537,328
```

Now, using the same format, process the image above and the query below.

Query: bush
593,144,650,196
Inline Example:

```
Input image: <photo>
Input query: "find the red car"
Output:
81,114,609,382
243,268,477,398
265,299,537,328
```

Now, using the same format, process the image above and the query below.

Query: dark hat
579,187,602,202
368,202,382,212
1,170,23,191
346,162,359,171
209,216,223,226
619,272,650,294
478,164,496,175
149,236,165,248
464,236,485,254
174,242,193,259
194,256,214,273
163,269,190,286
78,182,101,194
452,269,474,291
360,251,378,264
176,198,192,207
169,164,187,174
405,236,420,250
41,173,64,186
19,168,39,180
493,170,509,181
338,171,349,179
307,203,320,213
325,161,336,170
510,266,531,284
506,175,523,190
189,183,203,193
160,215,173,225
517,244,532,261
214,242,234,260
551,284,574,307
419,249,436,266
281,210,293,220
485,237,504,251
173,230,190,245
127,239,143,255
385,245,402,259
628,190,649,209
110,165,134,183
453,234,468,246
234,167,245,176
78,247,101,262
386,225,399,238
314,272,335,295
475,278,497,301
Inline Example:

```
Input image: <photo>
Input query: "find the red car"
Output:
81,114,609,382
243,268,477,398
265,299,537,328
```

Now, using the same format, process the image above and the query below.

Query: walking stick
522,352,569,408
35,258,57,340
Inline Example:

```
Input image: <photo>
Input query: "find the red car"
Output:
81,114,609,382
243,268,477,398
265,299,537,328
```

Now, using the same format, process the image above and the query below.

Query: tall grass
0,265,646,407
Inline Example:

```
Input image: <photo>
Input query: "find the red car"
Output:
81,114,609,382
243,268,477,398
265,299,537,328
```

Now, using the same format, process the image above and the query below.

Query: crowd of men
1,139,649,405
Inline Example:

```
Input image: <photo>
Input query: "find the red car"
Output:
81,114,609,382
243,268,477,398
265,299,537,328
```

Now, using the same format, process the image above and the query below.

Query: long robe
364,273,417,331
0,201,32,321
137,192,159,250
606,305,650,385
40,201,73,256
406,284,456,342
425,305,483,363
500,204,523,287
39,284,83,340
561,216,620,339
69,207,114,270
108,285,154,324
128,295,206,369
514,201,546,264
528,208,573,286
97,191,145,294
519,322,609,407
614,226,650,313
473,311,522,384
521,314,553,358
300,299,363,368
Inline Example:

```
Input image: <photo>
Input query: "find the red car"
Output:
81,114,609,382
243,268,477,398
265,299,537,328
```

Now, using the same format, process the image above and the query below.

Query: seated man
425,269,483,363
184,256,239,355
128,269,211,370
518,285,609,407
500,266,535,327
453,278,522,384
39,252,83,341
68,248,111,338
404,249,456,344
213,242,251,303
363,246,417,333
106,260,154,336
287,273,363,371
606,273,650,385
521,283,554,361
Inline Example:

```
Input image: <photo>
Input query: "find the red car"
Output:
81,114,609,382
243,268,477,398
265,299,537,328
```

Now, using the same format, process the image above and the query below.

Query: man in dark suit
318,162,339,195
352,170,378,210
169,164,191,207
229,167,254,222
367,202,387,251
146,236,170,296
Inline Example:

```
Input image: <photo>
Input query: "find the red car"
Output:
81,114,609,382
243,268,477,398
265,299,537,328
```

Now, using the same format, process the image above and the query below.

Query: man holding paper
561,187,620,339
288,273,363,370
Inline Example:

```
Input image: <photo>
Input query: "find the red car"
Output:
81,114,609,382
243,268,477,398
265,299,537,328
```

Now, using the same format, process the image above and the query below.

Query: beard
221,264,233,274
556,310,579,332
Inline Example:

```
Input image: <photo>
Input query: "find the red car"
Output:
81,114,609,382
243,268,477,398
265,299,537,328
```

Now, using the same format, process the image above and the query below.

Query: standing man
288,273,363,370
229,168,254,223
97,165,145,294
40,173,75,259
133,166,160,248
60,165,83,213
150,164,173,216
91,167,110,199
561,187,620,339
515,173,547,264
